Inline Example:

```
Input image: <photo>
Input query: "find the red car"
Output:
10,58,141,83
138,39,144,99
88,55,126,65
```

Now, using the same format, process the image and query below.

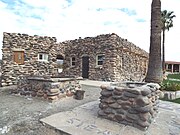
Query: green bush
161,80,180,91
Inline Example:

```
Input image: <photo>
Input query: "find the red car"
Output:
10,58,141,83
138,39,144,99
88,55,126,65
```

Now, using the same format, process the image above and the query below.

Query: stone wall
1,32,64,86
2,32,148,86
12,75,82,101
62,34,118,80
98,83,161,130
115,36,148,81
62,33,148,82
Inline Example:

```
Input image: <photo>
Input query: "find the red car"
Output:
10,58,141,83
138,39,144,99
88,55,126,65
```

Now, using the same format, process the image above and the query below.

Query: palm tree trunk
162,29,165,73
145,0,163,83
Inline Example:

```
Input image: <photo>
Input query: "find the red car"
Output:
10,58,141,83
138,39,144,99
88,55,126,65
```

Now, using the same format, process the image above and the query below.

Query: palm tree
145,0,163,83
161,10,176,73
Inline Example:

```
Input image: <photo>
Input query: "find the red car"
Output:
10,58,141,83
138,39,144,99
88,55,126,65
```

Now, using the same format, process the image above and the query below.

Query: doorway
82,56,89,78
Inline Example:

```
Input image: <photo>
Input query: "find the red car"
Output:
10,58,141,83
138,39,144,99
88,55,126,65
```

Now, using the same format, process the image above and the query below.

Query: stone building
1,32,148,86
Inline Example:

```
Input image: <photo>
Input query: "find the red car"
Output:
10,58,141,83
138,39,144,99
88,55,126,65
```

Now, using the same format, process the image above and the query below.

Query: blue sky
0,0,180,61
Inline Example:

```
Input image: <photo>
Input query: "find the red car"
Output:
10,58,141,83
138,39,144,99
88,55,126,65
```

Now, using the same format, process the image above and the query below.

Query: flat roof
165,61,180,64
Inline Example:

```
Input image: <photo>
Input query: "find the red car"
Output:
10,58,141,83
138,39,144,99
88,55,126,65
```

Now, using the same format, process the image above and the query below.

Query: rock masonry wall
2,32,64,86
98,83,161,130
2,32,148,86
62,33,148,82
12,75,82,101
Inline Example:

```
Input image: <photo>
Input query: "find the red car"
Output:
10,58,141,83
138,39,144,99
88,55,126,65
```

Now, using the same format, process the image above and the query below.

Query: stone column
166,64,168,71
171,64,174,73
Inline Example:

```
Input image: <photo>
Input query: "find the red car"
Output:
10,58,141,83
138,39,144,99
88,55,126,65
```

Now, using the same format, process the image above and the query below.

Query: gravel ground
0,85,101,135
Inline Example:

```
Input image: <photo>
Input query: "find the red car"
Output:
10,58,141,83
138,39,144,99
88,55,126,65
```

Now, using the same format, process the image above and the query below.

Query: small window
71,57,76,66
13,51,24,64
56,55,64,73
96,55,105,66
38,53,48,62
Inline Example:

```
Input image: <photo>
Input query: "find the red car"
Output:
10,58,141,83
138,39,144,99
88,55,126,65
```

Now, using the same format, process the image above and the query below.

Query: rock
129,98,135,102
1,83,7,86
146,83,160,90
99,103,108,109
150,96,156,103
66,91,73,97
106,86,114,91
149,107,155,117
122,105,131,110
104,107,115,114
151,92,155,96
99,96,105,100
119,95,129,101
117,99,123,104
123,91,138,98
134,104,152,113
98,110,107,116
31,92,37,97
156,90,161,94
47,92,59,96
109,103,121,109
112,95,123,99
125,116,134,123
137,119,150,128
126,88,141,95
128,109,139,114
100,85,107,90
153,106,158,111
115,114,124,121
114,87,123,92
135,96,150,107
116,109,126,114
120,101,132,106
113,90,122,95
126,113,139,120
48,95,58,100
107,114,115,120
139,112,151,121
155,95,159,100
140,88,151,96
128,84,136,88
100,90,112,97
37,92,44,97
43,94,47,99
49,89,59,93
101,97,115,104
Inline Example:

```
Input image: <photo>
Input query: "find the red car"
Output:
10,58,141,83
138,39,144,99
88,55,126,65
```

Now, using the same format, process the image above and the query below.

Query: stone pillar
171,64,174,73
166,64,168,71
98,83,161,131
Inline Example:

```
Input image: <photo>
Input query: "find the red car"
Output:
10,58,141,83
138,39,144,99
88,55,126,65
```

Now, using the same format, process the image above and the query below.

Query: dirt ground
0,85,101,135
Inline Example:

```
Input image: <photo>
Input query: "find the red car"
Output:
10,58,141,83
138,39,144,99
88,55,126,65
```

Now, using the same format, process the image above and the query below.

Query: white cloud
0,0,179,61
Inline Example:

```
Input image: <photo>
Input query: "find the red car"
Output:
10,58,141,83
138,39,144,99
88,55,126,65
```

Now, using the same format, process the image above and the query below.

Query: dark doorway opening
82,56,89,78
